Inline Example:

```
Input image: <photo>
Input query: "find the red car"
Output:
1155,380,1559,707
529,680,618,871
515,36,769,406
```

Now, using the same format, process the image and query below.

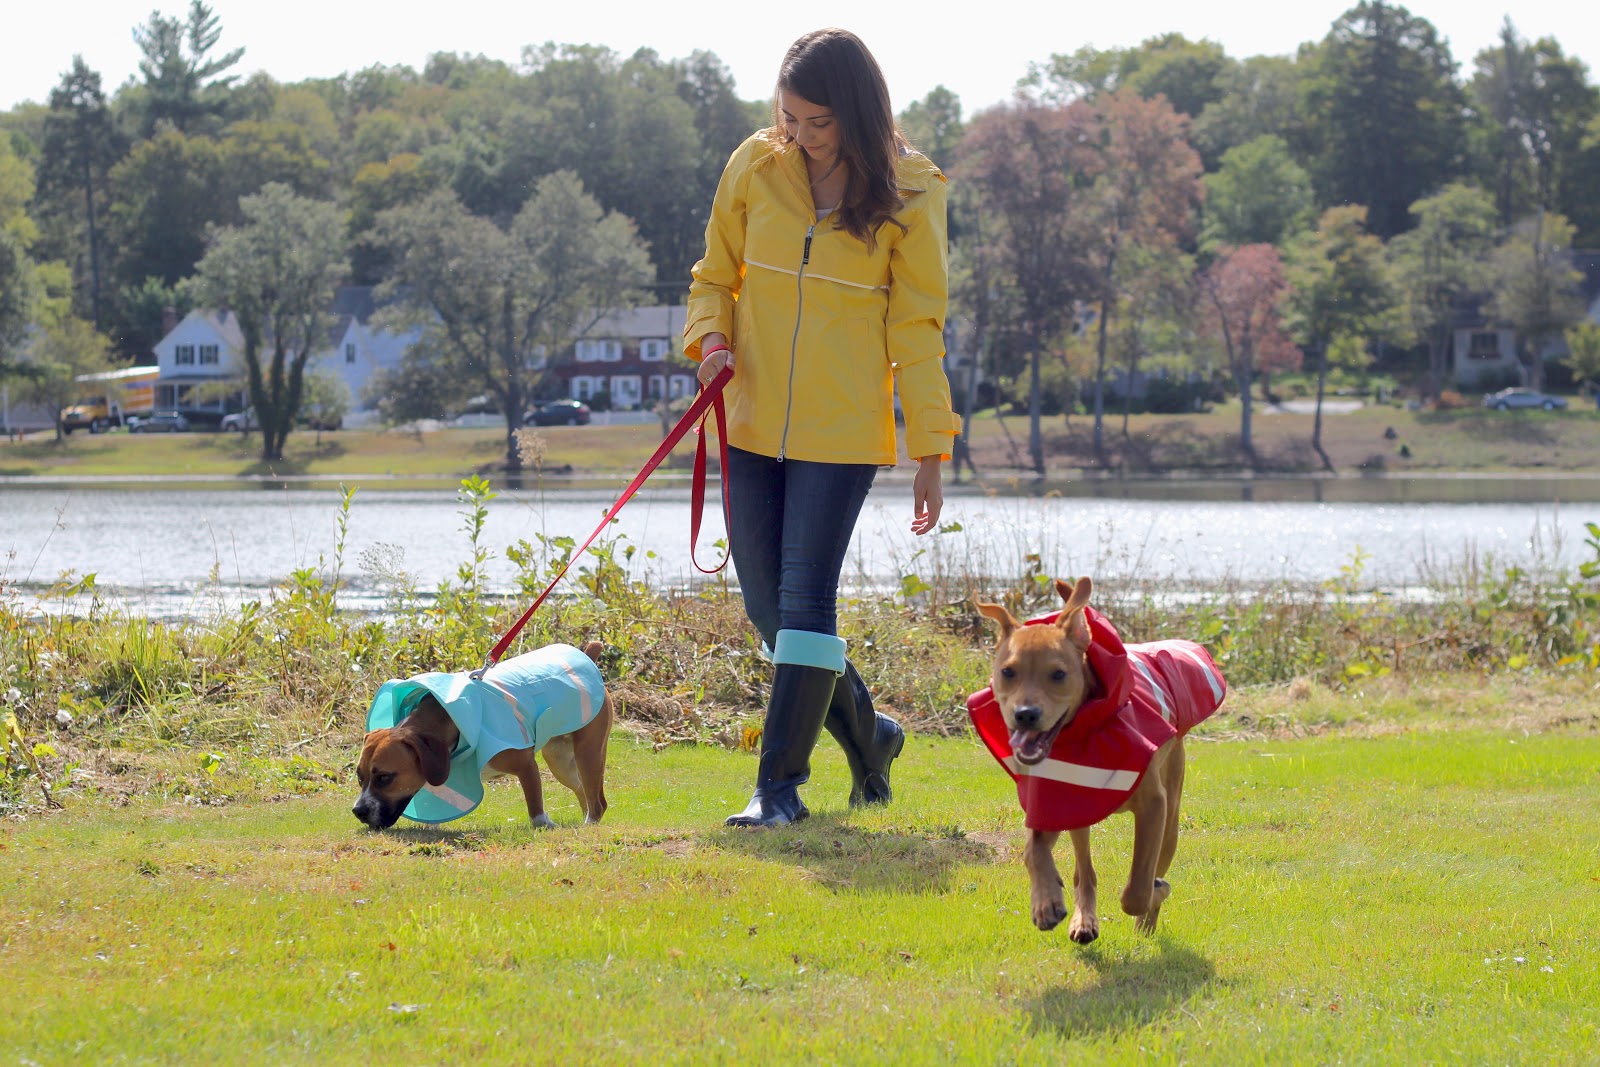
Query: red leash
472,367,733,677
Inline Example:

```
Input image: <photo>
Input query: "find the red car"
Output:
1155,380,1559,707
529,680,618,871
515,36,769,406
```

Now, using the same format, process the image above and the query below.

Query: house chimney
161,305,177,338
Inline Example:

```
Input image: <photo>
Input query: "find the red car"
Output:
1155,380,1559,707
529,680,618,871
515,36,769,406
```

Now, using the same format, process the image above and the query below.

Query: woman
683,28,960,827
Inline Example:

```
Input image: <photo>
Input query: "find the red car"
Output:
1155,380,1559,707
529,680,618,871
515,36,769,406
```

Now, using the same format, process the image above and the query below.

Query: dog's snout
1013,706,1043,730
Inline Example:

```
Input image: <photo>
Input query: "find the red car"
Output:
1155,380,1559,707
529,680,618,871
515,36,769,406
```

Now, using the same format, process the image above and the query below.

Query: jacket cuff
682,306,733,361
906,410,962,462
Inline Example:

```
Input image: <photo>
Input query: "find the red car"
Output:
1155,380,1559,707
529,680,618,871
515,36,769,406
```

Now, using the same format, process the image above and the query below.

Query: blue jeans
724,446,878,647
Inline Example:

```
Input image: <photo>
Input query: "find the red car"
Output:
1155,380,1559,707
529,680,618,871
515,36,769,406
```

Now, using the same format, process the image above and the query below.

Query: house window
175,344,196,366
199,344,219,365
610,375,642,409
345,342,356,364
1469,331,1501,359
640,338,670,362
668,375,694,400
572,376,600,401
648,375,666,400
529,344,548,370
575,339,623,363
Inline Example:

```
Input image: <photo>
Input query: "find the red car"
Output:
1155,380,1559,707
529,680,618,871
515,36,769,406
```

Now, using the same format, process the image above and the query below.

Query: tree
131,1,245,135
1192,55,1304,168
190,184,347,462
1387,183,1498,399
1468,21,1599,228
1081,91,1205,458
1108,242,1194,437
1298,1,1467,238
1284,206,1394,471
299,368,350,444
1034,34,1233,119
957,99,1101,475
1197,244,1302,460
1562,323,1600,396
17,314,116,440
106,129,225,289
1488,210,1585,392
899,86,965,170
1201,135,1313,249
0,139,40,377
375,172,653,472
39,57,123,329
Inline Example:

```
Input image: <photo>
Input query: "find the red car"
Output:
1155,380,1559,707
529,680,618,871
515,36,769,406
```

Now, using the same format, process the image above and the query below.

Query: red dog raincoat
969,607,1226,832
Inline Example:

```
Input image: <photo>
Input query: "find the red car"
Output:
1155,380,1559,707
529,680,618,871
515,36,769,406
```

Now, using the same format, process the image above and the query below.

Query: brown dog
973,577,1225,942
353,641,614,831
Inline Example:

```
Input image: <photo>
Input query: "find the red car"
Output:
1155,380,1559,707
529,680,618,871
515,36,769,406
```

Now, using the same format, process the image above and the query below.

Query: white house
1451,252,1600,387
151,286,417,424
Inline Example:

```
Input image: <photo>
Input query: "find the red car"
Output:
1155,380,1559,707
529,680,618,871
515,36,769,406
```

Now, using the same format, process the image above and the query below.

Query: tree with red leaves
1197,243,1302,462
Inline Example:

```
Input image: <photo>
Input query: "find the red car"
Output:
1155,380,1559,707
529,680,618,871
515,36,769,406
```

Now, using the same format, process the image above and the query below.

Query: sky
6,0,1599,116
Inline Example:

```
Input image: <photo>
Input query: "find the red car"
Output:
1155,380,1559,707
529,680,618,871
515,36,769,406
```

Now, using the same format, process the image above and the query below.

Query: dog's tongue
1011,728,1052,765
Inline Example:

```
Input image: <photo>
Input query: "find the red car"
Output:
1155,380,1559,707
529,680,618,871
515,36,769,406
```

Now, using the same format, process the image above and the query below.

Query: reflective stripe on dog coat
365,644,605,824
969,607,1226,832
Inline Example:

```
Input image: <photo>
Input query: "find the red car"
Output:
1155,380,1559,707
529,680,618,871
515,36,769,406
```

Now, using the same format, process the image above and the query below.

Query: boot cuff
773,629,846,672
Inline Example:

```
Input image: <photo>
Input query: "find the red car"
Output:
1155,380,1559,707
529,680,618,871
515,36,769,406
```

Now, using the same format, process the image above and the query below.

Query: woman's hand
697,332,734,387
911,455,943,536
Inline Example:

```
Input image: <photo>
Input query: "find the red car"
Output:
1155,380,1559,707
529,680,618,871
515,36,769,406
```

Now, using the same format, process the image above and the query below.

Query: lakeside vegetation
4,399,1600,482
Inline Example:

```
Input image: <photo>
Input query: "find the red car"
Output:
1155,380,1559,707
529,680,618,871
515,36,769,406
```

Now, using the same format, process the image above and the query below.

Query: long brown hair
771,28,906,249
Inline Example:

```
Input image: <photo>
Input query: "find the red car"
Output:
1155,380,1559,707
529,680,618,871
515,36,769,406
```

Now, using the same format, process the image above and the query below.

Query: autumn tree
374,172,653,472
957,99,1100,475
190,184,347,462
1081,90,1204,458
1284,206,1394,471
1197,244,1302,461
1387,183,1498,399
18,315,117,440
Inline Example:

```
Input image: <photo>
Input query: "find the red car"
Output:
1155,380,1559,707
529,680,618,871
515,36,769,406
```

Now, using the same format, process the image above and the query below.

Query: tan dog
974,577,1224,943
353,641,614,831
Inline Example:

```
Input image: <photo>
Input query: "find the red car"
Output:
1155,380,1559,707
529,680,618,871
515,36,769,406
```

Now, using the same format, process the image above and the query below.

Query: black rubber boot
726,663,837,828
824,661,905,807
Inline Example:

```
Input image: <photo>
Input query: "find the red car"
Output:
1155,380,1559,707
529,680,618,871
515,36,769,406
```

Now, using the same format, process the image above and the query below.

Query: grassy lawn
5,403,1600,482
5,718,1597,1064
0,423,674,481
962,402,1600,475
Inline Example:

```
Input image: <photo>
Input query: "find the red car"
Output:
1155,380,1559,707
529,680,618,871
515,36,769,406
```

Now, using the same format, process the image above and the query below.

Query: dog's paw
1032,895,1069,932
1068,912,1099,944
529,812,556,830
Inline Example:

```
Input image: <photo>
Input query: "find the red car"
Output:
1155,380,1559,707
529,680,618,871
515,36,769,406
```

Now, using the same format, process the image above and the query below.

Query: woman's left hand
911,456,943,536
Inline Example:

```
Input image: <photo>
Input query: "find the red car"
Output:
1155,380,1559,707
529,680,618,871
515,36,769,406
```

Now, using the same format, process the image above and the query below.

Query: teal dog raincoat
364,645,605,824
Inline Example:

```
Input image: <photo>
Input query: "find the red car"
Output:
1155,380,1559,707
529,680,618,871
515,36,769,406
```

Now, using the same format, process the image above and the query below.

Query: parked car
128,411,191,433
525,399,592,426
1482,388,1568,411
220,409,258,432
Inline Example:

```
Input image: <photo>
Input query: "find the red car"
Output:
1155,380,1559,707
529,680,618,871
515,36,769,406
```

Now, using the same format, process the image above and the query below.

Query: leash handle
478,368,733,672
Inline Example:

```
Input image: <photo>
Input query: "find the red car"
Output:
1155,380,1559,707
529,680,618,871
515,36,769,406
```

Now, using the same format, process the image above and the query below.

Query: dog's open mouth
1010,713,1070,766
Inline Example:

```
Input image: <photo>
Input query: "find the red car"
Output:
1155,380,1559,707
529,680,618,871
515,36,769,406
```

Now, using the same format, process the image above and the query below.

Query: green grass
0,424,673,481
6,403,1600,482
4,726,1597,1064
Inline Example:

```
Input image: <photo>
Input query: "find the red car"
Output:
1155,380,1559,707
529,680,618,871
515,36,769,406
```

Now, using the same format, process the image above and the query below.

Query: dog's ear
974,597,1019,641
582,640,604,664
402,734,453,787
1056,577,1093,651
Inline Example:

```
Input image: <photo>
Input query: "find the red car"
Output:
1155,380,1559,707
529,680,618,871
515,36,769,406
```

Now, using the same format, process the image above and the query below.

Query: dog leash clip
468,655,495,682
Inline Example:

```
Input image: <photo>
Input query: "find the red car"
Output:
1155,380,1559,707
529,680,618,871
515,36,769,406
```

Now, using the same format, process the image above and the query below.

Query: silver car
1482,388,1568,411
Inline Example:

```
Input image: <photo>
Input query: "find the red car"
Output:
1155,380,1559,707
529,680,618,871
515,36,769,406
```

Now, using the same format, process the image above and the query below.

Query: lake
3,475,1597,617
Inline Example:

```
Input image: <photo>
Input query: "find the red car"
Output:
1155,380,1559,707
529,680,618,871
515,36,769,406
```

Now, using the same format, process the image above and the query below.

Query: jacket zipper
777,223,815,462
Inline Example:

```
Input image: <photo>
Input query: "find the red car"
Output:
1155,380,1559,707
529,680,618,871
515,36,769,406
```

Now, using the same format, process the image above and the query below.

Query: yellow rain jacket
683,131,962,465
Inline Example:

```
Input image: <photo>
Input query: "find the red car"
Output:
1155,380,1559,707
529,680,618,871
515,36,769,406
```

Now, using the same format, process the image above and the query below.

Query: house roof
583,305,687,339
